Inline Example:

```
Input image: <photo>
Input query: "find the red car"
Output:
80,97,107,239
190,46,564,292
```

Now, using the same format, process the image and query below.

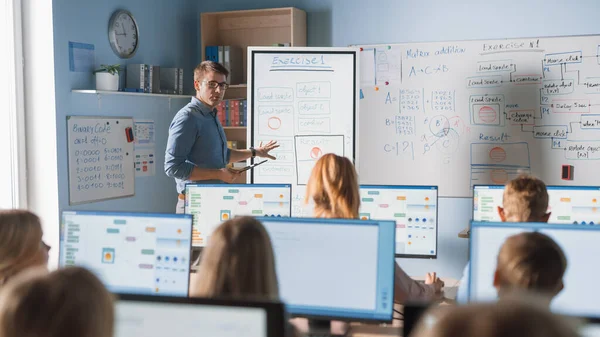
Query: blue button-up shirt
164,97,231,193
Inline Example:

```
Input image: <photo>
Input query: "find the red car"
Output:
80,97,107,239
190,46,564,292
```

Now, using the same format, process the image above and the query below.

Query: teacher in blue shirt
165,61,279,213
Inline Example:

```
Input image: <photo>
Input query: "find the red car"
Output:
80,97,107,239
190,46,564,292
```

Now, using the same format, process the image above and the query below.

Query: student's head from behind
305,153,360,219
494,232,566,301
499,175,550,222
0,210,50,286
0,266,114,337
191,216,279,300
193,60,230,108
410,300,577,337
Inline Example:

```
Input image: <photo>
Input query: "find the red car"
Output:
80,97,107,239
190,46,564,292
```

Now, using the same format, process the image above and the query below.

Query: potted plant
93,64,121,91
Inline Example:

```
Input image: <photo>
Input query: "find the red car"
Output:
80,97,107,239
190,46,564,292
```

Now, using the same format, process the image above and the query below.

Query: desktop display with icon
258,217,396,323
114,294,286,337
359,185,438,258
185,184,291,247
469,221,600,319
59,211,192,297
473,185,600,224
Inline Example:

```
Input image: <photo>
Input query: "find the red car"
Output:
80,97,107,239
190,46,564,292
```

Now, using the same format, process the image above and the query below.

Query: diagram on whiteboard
358,36,600,197
250,48,357,216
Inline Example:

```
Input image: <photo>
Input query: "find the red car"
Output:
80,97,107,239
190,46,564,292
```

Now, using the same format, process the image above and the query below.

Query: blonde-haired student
456,174,551,303
305,154,444,303
498,175,551,222
0,210,50,286
410,300,578,337
0,266,114,337
189,216,279,300
494,231,566,303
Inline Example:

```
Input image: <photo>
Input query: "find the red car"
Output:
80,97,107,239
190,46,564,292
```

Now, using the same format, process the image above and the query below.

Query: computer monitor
469,221,600,319
472,185,504,222
60,211,192,297
115,294,286,337
257,217,395,323
579,319,600,337
185,184,291,247
359,185,438,258
473,185,600,224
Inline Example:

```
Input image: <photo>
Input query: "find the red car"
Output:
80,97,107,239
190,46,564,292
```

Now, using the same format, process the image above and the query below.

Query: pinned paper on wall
134,148,155,177
134,120,156,177
134,120,155,146
68,41,95,72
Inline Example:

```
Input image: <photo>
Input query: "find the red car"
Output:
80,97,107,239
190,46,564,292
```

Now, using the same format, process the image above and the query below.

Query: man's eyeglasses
202,80,229,90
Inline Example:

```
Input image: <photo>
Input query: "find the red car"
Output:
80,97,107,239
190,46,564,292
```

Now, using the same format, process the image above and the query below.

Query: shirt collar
191,96,218,116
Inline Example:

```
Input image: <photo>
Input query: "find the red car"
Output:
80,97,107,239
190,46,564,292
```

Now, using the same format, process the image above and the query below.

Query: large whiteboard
357,35,600,197
248,47,358,216
67,116,135,204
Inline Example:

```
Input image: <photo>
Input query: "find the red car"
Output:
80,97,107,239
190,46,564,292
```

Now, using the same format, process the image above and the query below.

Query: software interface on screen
469,222,600,319
473,185,600,224
185,184,291,247
258,217,395,322
60,211,192,297
359,185,438,257
115,299,268,337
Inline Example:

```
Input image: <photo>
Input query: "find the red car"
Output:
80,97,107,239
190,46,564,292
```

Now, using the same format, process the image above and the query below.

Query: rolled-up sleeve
164,111,196,179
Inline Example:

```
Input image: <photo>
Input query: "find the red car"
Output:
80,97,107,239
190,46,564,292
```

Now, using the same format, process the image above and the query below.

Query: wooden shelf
201,7,306,143
72,90,191,99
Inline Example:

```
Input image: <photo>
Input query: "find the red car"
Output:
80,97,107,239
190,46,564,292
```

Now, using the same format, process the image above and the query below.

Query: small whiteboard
67,116,135,205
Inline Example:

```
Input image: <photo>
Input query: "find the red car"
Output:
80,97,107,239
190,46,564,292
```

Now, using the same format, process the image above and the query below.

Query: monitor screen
114,294,285,337
469,221,600,319
185,184,291,247
258,217,395,322
359,185,438,258
473,185,600,224
60,211,192,297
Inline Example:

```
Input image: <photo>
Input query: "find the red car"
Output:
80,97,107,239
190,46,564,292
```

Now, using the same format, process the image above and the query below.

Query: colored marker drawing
294,135,345,185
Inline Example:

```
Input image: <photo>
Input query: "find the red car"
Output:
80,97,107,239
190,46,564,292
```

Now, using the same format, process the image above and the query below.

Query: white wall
22,0,60,268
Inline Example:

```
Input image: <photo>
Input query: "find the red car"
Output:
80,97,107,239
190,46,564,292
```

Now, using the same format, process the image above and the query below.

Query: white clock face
109,11,138,58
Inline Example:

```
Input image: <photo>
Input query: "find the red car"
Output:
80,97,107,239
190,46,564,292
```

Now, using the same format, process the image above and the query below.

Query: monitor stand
307,319,346,337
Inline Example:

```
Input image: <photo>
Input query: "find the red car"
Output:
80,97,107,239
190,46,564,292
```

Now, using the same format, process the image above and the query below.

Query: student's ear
498,207,507,222
493,269,502,292
555,280,564,296
541,212,551,223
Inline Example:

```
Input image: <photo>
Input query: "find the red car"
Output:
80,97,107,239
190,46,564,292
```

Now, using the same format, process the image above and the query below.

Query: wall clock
108,10,139,59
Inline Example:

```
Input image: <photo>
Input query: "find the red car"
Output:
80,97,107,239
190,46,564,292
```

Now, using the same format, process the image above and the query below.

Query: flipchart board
248,47,359,216
356,35,600,197
67,116,135,205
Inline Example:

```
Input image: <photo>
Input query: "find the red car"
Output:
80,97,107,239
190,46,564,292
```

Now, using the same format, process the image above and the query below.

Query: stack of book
204,45,244,85
125,64,183,94
216,99,248,127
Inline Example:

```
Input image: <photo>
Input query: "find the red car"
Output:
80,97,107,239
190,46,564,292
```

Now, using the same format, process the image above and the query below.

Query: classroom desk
458,227,470,238
290,277,459,336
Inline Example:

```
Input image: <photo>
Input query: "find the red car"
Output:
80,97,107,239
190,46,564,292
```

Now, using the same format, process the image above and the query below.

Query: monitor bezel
472,184,600,222
359,184,439,259
257,216,396,324
468,220,600,320
115,293,287,337
59,210,194,297
184,183,293,248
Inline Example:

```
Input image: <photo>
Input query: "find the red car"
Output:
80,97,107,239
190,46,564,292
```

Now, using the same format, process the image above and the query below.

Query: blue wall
198,0,600,279
53,0,198,213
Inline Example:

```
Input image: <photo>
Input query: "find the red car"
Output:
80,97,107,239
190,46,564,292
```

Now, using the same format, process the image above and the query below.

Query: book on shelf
205,45,243,85
126,64,148,92
159,67,179,94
